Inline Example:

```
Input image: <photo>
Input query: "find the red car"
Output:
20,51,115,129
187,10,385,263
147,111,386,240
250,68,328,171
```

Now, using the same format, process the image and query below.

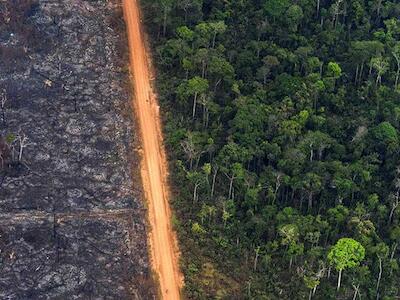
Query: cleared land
0,1,154,298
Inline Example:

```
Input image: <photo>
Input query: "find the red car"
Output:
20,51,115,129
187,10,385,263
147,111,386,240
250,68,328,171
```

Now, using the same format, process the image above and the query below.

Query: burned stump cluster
0,0,155,298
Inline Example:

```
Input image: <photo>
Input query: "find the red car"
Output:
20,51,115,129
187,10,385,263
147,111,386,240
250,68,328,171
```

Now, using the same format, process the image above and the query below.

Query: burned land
0,0,155,298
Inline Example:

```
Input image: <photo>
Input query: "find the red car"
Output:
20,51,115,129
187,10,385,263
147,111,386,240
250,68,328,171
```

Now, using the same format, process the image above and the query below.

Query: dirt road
122,0,182,299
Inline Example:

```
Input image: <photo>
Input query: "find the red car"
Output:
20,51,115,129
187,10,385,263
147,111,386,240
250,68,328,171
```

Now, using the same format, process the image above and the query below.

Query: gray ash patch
0,0,154,298
0,0,137,213
0,214,153,299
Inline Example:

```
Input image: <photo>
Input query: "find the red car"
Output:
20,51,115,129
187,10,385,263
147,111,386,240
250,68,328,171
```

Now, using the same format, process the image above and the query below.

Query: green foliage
279,224,299,245
372,122,398,144
328,238,365,289
327,62,342,78
328,238,365,271
264,0,290,19
304,275,319,290
176,26,194,41
192,222,206,235
186,77,209,96
142,0,400,297
371,121,399,152
5,136,14,144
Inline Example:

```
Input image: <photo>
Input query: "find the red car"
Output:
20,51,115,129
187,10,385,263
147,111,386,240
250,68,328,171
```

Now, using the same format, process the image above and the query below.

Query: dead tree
14,131,32,163
388,170,400,225
1,89,7,126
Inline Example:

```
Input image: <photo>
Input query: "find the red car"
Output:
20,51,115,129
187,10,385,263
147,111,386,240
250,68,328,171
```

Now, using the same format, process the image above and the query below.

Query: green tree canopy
328,238,365,290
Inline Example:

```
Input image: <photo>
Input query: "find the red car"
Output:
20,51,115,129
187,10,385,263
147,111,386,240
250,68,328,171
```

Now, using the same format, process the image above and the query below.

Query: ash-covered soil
0,0,155,298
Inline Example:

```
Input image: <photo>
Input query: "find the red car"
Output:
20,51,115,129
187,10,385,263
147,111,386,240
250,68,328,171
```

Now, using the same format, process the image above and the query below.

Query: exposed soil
122,0,183,299
0,0,155,298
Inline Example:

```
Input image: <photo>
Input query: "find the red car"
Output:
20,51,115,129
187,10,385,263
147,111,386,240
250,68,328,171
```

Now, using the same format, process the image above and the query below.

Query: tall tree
328,238,365,290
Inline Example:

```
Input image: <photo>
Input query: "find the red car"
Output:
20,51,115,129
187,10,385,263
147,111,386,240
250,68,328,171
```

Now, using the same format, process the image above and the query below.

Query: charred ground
0,0,155,298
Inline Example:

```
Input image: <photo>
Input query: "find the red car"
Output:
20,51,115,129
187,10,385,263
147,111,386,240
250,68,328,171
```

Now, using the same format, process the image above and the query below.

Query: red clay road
122,0,182,299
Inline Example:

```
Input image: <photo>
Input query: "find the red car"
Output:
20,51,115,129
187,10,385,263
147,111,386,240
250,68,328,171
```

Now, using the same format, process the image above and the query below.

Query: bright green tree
328,238,366,290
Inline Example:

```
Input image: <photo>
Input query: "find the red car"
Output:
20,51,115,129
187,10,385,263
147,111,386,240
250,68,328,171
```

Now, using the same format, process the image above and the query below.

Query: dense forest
142,0,400,298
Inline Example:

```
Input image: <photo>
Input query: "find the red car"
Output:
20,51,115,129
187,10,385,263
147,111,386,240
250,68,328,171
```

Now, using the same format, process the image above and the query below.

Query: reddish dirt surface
122,0,183,299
